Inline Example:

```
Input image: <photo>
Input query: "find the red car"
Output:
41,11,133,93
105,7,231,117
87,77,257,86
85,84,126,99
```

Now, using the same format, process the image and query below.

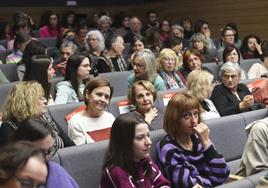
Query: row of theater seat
51,108,268,188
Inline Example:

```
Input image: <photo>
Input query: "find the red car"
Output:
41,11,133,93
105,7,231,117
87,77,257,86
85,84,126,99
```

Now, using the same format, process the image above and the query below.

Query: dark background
0,0,160,6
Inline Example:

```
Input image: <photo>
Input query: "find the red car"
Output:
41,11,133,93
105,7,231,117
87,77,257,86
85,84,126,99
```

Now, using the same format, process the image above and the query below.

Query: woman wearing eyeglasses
0,141,48,188
12,118,79,188
211,62,265,116
156,92,230,188
157,48,186,90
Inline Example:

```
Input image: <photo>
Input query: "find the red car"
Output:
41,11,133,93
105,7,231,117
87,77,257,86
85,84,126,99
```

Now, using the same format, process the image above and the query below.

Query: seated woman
6,31,31,64
68,77,115,145
23,55,55,105
222,44,247,80
128,49,167,91
186,70,220,120
157,48,186,89
85,30,105,68
211,62,265,116
100,114,170,187
55,54,91,104
248,43,268,79
53,40,77,77
96,35,128,73
156,92,230,188
190,33,216,63
0,141,48,188
180,48,211,79
127,80,163,130
12,118,79,188
0,81,74,147
128,36,146,67
240,34,262,60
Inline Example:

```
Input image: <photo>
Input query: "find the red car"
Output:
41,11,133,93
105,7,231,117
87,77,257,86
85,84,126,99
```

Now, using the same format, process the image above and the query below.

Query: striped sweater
156,134,230,188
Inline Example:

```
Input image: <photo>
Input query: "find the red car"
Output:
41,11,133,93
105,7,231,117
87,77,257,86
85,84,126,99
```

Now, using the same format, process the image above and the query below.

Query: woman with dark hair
12,118,79,188
55,54,91,104
100,114,170,187
0,141,48,188
68,77,115,145
61,10,76,30
159,19,171,46
156,93,230,187
6,31,31,64
17,40,48,80
73,18,88,53
39,10,64,38
240,34,262,59
222,44,247,79
113,11,130,37
23,55,55,104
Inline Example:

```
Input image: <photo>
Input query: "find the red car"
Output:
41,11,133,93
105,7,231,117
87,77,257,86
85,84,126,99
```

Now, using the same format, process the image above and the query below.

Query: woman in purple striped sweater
156,93,230,188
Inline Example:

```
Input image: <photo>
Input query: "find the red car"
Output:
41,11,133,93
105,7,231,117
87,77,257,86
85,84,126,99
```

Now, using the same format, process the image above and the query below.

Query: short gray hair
219,61,241,78
190,33,209,51
60,40,77,53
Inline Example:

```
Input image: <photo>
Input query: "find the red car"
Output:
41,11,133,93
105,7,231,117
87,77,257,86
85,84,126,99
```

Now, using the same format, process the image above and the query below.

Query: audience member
127,80,163,130
73,18,88,53
124,16,145,44
96,35,127,73
170,24,184,39
6,31,31,64
162,36,184,64
159,19,171,46
17,40,47,81
61,10,76,31
225,22,241,48
0,81,74,148
68,77,115,145
12,118,79,188
240,34,262,59
100,114,170,187
0,141,48,188
236,117,268,176
142,10,159,33
157,48,186,89
248,44,268,79
156,92,230,187
186,70,220,120
128,36,146,64
211,62,265,116
39,10,63,38
85,30,105,68
190,33,216,63
53,40,77,77
55,54,91,104
113,11,130,37
222,44,247,79
128,49,166,91
97,15,114,40
181,18,194,40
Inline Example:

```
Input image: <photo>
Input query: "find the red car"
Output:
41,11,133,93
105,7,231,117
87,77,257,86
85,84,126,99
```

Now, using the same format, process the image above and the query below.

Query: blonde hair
156,48,181,71
163,92,201,138
186,70,213,101
2,81,44,122
128,80,157,106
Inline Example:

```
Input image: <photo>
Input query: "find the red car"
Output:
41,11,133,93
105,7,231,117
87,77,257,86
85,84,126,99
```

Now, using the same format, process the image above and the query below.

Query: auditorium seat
0,63,19,82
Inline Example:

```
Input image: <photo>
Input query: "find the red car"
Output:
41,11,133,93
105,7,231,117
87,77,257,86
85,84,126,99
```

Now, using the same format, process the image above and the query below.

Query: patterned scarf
159,70,186,89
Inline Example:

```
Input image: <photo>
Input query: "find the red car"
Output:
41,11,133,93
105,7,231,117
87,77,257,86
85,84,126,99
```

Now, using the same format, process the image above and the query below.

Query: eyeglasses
182,111,199,120
14,175,45,188
132,62,144,69
162,57,176,63
223,74,238,79
227,52,238,56
224,34,234,37
187,56,200,63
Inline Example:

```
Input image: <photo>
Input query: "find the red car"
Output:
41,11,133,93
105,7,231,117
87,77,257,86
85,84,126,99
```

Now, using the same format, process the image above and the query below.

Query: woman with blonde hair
0,81,74,147
157,48,186,89
186,70,220,120
156,92,230,187
128,49,166,91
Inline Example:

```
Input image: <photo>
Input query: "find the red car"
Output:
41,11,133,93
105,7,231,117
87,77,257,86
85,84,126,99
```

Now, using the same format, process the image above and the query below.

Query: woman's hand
239,95,254,110
144,107,158,124
254,41,263,55
192,183,203,188
193,123,212,149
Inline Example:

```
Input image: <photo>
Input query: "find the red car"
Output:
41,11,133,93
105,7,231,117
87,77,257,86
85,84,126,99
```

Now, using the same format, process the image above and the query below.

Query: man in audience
124,16,145,44
236,117,268,176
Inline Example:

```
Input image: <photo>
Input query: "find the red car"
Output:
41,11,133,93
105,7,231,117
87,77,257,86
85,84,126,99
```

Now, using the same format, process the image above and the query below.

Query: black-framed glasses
14,175,46,188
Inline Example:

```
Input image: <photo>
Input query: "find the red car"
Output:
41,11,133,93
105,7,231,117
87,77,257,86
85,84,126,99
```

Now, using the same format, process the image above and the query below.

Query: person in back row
68,77,115,145
100,114,170,187
128,49,167,91
55,54,91,104
156,92,230,188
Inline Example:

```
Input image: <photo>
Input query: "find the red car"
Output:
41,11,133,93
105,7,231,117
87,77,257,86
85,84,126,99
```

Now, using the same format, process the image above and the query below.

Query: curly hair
2,81,44,122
